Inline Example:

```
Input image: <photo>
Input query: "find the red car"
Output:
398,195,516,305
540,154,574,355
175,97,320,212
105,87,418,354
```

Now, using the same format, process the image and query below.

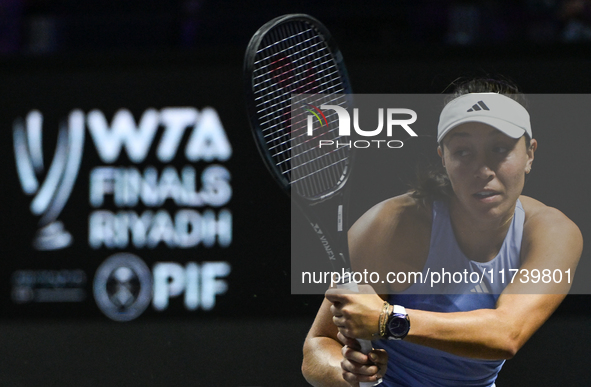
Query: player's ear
525,138,537,173
437,145,445,167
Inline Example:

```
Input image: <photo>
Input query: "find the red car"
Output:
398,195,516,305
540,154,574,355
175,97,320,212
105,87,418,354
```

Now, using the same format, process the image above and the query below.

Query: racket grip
358,338,381,387
336,282,382,386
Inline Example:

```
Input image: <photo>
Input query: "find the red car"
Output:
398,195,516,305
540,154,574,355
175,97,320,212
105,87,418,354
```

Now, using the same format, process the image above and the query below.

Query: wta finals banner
0,60,290,321
290,94,590,296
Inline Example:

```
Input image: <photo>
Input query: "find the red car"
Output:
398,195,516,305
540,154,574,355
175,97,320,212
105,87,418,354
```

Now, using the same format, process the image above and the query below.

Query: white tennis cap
437,93,531,143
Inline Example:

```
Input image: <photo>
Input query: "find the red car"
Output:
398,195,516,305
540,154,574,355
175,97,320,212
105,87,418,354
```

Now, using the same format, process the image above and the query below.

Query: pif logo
304,103,418,149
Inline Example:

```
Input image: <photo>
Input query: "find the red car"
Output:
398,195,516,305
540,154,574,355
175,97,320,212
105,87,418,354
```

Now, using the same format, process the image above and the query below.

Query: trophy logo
13,110,85,250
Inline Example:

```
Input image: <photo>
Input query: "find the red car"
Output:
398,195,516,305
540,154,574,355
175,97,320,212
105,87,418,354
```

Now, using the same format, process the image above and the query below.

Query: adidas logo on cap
438,93,532,143
467,101,490,112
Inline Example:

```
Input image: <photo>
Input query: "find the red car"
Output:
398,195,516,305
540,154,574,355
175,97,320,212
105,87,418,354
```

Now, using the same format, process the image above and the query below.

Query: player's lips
472,189,501,201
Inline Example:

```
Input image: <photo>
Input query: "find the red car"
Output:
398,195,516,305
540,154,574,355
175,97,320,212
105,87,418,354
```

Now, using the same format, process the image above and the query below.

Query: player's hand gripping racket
244,14,379,387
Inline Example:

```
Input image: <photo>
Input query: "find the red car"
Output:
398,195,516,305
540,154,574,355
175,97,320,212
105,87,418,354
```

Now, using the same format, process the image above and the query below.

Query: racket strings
253,35,323,79
255,64,344,123
266,95,344,148
272,105,343,165
252,20,350,199
253,45,341,99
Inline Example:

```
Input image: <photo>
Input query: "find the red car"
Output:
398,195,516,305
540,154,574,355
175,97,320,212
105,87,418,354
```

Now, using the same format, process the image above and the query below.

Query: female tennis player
301,79,583,387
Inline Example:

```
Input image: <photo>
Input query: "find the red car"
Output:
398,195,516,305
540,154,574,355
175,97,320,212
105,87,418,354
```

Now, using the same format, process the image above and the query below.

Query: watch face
388,313,410,338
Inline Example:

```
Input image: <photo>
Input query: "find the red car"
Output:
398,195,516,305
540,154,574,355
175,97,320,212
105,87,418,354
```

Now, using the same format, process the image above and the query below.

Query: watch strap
392,305,406,315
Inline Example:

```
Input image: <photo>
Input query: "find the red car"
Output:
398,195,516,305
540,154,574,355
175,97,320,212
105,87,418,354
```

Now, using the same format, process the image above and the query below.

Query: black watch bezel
386,310,410,340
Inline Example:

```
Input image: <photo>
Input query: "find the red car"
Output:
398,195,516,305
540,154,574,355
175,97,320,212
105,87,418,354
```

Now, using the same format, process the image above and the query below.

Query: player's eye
493,146,508,154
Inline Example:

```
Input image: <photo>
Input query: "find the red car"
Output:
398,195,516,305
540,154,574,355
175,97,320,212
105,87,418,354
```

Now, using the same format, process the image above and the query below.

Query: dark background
0,1,590,385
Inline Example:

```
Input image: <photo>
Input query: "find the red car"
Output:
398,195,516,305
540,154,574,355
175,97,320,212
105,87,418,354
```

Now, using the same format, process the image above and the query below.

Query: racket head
244,14,354,203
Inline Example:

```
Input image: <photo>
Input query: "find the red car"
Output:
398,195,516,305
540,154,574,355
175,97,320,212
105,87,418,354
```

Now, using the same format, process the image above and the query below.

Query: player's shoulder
349,193,432,279
519,195,582,239
353,192,431,232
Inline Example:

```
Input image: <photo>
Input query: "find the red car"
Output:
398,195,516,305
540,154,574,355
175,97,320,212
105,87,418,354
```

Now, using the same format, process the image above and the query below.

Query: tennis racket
244,14,378,386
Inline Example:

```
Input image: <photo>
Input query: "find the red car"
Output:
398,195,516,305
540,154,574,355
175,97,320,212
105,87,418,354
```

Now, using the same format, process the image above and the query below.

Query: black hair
443,77,526,106
410,77,530,203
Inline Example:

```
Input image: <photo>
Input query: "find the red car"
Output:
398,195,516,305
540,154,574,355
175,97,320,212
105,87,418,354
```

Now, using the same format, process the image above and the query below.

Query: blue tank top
373,199,525,387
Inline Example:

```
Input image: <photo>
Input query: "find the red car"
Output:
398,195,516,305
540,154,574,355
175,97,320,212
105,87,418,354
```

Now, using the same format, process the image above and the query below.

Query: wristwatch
385,305,410,340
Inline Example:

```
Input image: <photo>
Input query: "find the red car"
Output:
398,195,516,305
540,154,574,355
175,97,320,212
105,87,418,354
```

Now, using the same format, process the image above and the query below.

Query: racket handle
336,281,382,386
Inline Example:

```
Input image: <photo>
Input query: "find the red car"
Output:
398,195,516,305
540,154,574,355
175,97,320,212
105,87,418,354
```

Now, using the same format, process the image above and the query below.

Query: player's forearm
405,308,519,360
302,336,350,387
